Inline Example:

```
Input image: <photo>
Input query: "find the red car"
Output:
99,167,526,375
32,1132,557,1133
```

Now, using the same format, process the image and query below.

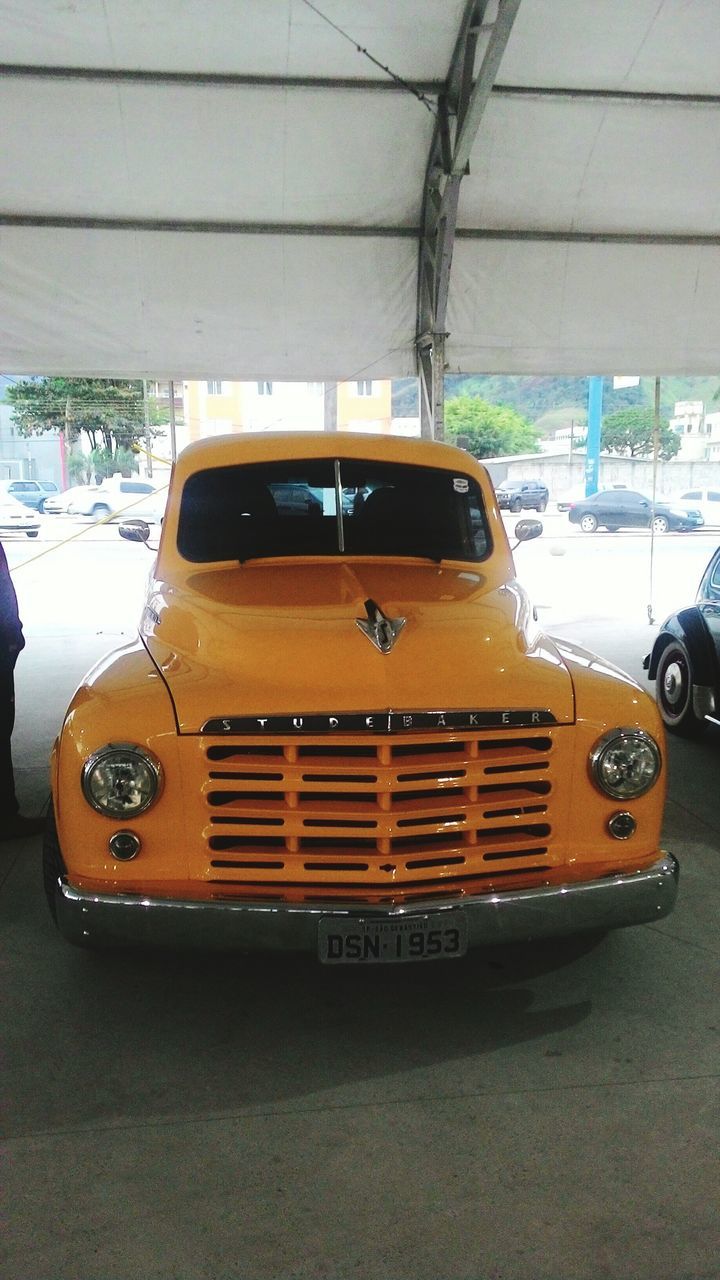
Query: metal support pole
415,0,521,441
168,379,177,463
432,335,446,441
647,376,661,624
142,379,153,478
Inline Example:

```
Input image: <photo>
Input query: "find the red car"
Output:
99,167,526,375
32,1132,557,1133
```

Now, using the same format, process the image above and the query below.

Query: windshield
177,459,491,564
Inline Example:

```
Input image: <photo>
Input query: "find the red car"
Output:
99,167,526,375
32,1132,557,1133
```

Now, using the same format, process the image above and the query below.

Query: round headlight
589,729,661,800
82,743,162,817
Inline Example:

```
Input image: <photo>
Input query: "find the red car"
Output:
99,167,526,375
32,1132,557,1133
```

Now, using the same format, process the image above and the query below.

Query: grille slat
202,727,557,898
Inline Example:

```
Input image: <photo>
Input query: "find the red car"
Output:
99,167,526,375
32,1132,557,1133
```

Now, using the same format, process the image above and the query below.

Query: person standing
0,539,43,839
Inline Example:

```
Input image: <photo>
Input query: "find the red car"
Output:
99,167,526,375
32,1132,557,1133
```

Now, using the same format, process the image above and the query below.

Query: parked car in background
43,484,93,515
645,544,720,734
671,487,720,527
268,483,322,516
495,478,549,512
568,489,704,533
66,478,167,523
0,478,59,513
555,488,584,513
0,495,41,537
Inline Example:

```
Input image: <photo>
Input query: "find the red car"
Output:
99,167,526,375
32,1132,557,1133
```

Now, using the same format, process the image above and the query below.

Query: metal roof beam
4,215,718,247
493,84,720,106
0,63,444,94
4,66,717,108
416,0,522,440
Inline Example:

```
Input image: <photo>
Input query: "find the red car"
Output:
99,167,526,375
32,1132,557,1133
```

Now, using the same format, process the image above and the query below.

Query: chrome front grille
200,730,559,901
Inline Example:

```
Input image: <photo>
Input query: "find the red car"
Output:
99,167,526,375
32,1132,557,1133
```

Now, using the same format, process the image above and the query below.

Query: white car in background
0,478,60,512
0,494,41,538
672,487,720,527
43,484,92,515
65,478,168,523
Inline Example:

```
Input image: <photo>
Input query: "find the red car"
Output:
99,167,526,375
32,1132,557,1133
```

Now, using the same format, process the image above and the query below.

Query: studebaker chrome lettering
200,709,558,734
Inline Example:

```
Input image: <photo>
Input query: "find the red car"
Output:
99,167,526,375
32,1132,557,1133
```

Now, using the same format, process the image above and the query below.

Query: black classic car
645,545,720,733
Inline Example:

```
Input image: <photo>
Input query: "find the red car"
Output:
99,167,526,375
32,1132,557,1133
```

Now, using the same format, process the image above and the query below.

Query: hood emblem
356,598,406,654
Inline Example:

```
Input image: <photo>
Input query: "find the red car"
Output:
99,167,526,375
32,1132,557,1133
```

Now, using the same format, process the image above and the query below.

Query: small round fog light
608,812,637,841
109,830,141,861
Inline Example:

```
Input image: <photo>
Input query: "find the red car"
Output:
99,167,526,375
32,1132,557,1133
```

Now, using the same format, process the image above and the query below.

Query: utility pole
323,382,337,432
585,377,603,496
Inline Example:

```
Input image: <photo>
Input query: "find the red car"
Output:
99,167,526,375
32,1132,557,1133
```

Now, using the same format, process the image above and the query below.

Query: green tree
6,377,149,462
445,395,540,458
601,406,680,461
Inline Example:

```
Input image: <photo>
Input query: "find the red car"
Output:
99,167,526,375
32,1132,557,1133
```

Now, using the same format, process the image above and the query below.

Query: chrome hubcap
662,661,685,708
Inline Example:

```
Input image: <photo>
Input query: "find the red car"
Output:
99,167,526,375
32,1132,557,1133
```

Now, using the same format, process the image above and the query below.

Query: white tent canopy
1,0,719,387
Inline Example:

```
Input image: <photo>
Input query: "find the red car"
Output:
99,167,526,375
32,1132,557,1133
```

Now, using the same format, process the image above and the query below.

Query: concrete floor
2,553,718,1278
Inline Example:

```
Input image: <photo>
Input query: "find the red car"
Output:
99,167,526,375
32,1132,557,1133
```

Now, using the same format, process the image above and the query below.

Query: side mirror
119,519,151,544
513,518,543,544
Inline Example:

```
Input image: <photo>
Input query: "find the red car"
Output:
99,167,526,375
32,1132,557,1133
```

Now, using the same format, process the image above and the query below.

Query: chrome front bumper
55,854,679,952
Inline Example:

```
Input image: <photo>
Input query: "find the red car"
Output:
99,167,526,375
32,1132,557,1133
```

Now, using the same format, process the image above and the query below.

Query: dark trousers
0,665,18,820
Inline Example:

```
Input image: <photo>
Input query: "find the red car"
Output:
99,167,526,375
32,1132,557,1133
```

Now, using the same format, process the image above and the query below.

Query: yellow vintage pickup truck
44,432,677,961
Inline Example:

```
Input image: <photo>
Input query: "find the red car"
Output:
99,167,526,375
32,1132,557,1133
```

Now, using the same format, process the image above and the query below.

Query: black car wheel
510,497,522,513
92,503,112,522
537,499,547,513
26,530,39,538
579,512,598,533
656,640,701,734
652,514,670,534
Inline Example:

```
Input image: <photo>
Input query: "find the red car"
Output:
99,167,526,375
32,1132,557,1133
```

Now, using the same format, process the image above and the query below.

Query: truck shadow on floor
4,923,612,1138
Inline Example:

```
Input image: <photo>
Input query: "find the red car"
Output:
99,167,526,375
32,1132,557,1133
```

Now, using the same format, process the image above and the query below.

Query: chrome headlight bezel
81,742,162,818
589,728,661,800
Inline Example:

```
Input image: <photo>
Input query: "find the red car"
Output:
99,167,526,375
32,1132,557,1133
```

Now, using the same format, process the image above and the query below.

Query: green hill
392,375,720,432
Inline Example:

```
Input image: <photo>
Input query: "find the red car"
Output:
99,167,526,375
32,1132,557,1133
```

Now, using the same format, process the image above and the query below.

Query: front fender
53,639,185,884
647,608,718,685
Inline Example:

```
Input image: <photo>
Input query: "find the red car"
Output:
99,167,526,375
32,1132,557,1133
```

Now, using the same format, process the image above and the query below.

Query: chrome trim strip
200,708,557,734
56,855,678,952
334,458,345,554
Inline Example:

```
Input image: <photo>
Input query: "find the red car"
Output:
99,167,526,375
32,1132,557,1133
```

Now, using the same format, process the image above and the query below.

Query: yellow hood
142,561,575,734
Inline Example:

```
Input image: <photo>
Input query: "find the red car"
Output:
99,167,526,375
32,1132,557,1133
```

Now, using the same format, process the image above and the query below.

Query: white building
669,400,714,460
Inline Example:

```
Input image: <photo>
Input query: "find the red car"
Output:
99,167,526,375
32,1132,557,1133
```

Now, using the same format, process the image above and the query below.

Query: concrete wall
482,449,720,501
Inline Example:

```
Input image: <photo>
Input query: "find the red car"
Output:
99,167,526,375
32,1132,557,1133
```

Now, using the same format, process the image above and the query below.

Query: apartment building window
257,381,273,396
356,380,374,396
206,381,222,395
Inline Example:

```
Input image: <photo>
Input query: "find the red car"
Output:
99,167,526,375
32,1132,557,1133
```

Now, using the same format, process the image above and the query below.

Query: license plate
318,912,467,965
